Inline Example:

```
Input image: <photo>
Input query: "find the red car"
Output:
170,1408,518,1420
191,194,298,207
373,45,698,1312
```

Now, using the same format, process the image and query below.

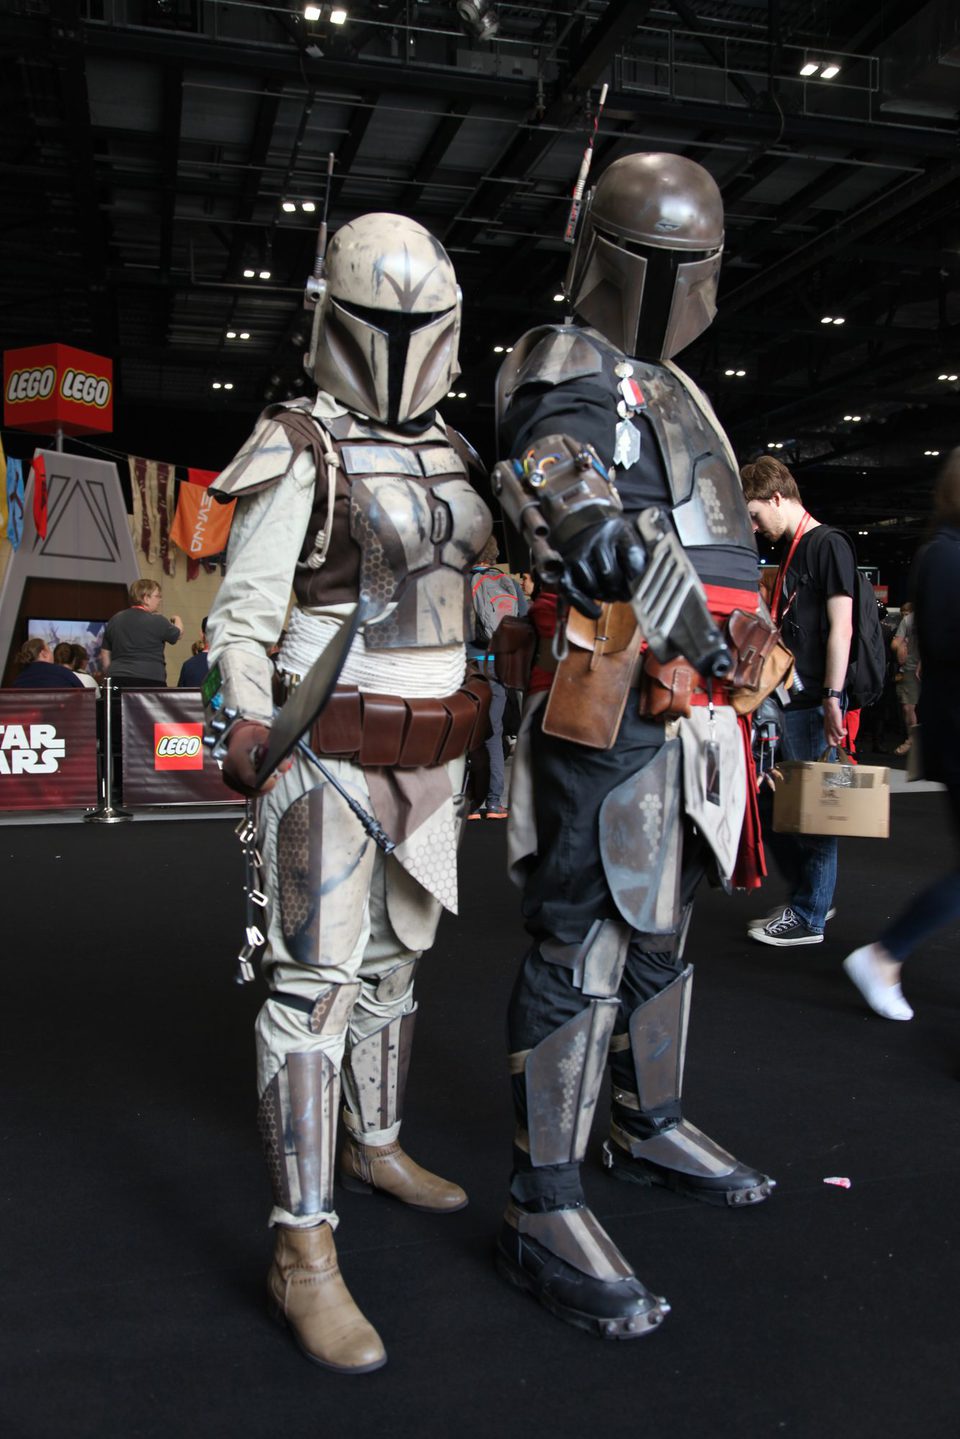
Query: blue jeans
761,705,838,933
485,677,507,808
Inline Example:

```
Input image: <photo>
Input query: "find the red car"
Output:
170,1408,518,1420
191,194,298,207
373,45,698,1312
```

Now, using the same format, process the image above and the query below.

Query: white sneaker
842,945,914,1021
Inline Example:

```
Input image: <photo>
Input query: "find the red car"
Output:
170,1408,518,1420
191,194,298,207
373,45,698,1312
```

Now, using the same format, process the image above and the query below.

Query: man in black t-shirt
741,456,855,947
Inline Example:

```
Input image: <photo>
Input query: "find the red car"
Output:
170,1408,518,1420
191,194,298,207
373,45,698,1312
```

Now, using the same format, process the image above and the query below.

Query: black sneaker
749,906,823,946
750,904,836,929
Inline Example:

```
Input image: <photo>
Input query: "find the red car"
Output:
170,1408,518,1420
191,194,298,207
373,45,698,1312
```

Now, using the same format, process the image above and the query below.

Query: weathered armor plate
599,739,683,934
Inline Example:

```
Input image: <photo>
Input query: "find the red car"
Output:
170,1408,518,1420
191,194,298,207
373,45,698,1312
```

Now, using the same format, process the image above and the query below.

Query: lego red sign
3,343,114,436
154,721,205,771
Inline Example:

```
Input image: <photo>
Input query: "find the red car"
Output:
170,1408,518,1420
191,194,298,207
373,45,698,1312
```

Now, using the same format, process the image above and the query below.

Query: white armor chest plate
342,440,492,649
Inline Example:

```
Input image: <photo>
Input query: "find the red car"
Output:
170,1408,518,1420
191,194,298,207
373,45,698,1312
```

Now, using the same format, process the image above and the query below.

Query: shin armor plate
605,965,774,1205
342,1008,416,1135
259,1052,340,1217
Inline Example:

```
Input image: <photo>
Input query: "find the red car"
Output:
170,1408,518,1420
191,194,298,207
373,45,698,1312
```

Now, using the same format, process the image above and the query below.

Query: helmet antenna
563,83,608,246
306,152,336,303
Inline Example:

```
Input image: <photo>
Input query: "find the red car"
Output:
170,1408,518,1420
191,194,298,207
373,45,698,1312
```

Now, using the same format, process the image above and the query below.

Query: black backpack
814,529,887,710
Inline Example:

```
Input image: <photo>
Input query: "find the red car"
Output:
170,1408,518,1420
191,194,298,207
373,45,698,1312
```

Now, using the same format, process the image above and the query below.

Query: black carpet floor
2,786,958,1439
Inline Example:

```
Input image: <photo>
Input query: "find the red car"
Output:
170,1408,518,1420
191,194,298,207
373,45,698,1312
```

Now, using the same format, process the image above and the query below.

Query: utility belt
511,598,791,751
302,675,492,768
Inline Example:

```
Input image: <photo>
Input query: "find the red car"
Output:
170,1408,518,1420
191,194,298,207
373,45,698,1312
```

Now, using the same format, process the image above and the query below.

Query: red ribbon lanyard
771,511,810,622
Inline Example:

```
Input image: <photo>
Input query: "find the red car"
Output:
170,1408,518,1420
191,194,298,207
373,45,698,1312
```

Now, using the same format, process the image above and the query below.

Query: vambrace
205,645,276,727
491,434,622,577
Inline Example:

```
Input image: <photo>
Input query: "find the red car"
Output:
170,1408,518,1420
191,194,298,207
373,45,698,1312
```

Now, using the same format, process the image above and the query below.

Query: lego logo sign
154,722,205,770
3,343,114,436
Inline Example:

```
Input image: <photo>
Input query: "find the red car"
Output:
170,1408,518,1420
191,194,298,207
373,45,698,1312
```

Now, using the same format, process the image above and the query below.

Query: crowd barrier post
84,677,132,824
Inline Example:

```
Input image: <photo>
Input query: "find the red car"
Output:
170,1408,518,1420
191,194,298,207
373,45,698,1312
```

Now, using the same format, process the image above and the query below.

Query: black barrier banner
0,688,99,811
120,688,239,806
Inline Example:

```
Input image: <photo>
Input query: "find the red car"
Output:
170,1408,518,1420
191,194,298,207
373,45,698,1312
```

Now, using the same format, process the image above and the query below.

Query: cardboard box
773,758,890,838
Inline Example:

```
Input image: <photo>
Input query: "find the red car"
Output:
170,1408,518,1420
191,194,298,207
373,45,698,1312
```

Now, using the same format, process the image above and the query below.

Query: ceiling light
457,392,467,399
301,201,316,213
506,347,513,353
925,449,940,457
212,381,222,390
858,530,868,536
243,268,255,278
226,331,237,339
800,61,819,77
329,6,348,22
303,4,321,19
240,332,250,340
821,64,841,80
259,270,272,280
494,345,504,353
833,316,845,325
852,415,861,422
724,368,734,376
948,373,959,382
447,391,456,398
821,315,833,324
736,369,746,377
281,201,296,213
553,293,564,302
843,414,852,421
224,383,234,391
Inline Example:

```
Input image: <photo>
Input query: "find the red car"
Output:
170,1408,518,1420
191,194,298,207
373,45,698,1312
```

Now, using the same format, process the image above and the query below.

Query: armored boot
340,1007,467,1212
258,986,386,1372
603,966,775,1207
497,922,669,1339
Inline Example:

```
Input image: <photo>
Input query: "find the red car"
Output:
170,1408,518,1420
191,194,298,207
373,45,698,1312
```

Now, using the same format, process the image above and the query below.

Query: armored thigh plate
342,1008,416,1133
599,739,683,935
521,1000,619,1167
275,784,375,969
258,1051,339,1217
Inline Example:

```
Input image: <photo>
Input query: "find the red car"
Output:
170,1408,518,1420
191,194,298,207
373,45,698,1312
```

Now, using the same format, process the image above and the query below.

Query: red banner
3,343,114,437
120,689,239,806
0,690,98,811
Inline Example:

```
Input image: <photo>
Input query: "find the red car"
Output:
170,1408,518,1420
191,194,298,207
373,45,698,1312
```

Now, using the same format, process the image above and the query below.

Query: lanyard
771,511,811,622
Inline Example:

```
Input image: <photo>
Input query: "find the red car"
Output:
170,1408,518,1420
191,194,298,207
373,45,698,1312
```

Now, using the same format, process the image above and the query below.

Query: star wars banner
0,689,98,811
120,688,239,806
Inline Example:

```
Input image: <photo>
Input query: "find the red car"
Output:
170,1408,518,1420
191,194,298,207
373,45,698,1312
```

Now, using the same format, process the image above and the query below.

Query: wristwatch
822,688,844,700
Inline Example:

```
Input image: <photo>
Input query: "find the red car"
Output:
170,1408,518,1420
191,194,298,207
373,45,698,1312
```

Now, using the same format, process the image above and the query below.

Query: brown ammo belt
306,676,492,769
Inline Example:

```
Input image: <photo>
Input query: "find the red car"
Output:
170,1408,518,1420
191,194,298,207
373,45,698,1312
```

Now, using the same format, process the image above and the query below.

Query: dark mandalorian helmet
564,152,724,360
305,213,462,425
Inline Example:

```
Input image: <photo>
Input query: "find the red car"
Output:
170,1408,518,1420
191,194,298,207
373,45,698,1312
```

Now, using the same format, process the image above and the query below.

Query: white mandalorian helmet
564,153,724,361
305,212,462,425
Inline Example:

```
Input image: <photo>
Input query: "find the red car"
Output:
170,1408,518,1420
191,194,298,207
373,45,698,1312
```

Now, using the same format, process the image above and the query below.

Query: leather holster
541,603,641,750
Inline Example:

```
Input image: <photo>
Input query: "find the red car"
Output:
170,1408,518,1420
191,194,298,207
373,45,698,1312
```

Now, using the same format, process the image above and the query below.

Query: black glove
558,517,646,618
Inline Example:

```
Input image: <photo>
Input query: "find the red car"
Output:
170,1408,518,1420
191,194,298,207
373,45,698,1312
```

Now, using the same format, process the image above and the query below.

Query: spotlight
553,293,565,302
212,381,222,390
456,0,499,41
281,201,297,213
833,316,845,325
239,332,250,340
494,345,504,353
821,64,841,80
224,382,234,391
821,316,833,324
329,6,348,22
457,392,467,399
736,369,746,377
259,270,272,280
800,61,820,77
243,268,255,278
303,4,321,19
924,449,941,457
301,200,316,213
226,331,237,339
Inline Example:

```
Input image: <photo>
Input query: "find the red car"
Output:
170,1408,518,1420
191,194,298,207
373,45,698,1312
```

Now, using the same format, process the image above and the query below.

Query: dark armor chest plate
623,362,755,554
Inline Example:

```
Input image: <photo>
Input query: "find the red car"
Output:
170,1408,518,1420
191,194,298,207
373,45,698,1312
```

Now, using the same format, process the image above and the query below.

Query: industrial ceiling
4,0,959,547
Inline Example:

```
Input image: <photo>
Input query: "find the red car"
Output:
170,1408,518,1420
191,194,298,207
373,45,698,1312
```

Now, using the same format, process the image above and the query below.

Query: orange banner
170,482,234,557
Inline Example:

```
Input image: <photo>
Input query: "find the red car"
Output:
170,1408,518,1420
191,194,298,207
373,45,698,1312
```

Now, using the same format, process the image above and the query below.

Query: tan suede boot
340,1134,468,1212
267,1223,386,1374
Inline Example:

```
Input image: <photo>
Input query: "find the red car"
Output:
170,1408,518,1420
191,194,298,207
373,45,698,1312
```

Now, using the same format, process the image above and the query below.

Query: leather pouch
492,614,537,689
313,685,363,755
638,654,697,719
726,609,780,691
399,697,450,768
359,692,408,766
730,639,795,715
439,687,480,764
541,602,641,750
